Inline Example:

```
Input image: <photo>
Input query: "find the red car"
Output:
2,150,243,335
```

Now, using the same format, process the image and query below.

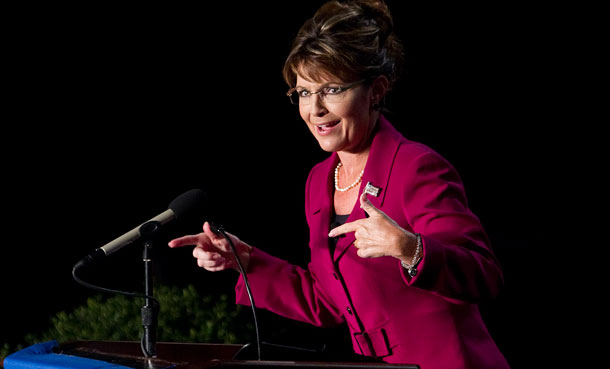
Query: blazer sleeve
235,248,345,327
400,148,504,304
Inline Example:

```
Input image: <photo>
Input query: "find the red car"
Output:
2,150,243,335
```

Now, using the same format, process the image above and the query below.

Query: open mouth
315,120,340,135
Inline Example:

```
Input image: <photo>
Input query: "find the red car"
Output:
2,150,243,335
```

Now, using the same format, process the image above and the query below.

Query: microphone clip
139,221,162,241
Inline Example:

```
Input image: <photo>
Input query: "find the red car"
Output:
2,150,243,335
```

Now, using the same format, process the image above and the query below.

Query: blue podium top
4,341,131,369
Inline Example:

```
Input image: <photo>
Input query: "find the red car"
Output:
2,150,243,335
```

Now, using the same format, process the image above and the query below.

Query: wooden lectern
52,341,419,368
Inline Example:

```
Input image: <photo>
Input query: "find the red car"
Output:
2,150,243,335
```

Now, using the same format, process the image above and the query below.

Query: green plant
1,285,253,367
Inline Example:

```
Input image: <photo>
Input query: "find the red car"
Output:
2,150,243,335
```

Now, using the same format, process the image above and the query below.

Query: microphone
74,189,205,270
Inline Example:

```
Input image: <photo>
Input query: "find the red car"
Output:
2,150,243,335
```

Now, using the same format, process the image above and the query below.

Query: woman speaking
169,1,509,368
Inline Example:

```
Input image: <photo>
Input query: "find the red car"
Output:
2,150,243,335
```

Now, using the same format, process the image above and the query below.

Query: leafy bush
1,285,253,367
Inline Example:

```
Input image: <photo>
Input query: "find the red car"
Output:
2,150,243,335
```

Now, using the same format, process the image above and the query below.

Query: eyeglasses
286,79,366,106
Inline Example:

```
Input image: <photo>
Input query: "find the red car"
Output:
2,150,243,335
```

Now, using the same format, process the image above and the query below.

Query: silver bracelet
401,233,422,277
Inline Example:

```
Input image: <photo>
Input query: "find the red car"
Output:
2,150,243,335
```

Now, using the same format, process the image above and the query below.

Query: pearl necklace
334,162,364,192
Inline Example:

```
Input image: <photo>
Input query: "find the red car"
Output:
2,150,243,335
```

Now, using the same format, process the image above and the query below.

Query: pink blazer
236,117,509,369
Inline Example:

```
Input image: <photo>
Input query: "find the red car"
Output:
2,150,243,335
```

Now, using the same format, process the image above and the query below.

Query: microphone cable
210,223,261,361
72,264,160,357
72,265,159,304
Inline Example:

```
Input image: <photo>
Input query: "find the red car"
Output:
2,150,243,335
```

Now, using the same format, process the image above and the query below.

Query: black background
2,1,561,368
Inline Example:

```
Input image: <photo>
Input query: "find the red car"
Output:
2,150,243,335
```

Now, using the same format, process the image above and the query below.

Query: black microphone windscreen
168,189,206,218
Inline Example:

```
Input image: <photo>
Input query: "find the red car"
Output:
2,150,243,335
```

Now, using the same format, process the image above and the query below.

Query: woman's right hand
168,221,252,272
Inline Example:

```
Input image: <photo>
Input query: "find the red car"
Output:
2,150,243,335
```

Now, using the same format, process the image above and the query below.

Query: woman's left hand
328,192,418,264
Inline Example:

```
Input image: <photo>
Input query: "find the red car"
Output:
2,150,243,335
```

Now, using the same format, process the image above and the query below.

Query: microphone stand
139,221,161,358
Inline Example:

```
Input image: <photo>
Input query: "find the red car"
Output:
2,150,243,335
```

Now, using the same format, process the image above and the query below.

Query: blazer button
346,307,353,315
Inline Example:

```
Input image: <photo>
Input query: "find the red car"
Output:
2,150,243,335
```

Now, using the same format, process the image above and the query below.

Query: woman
169,1,509,368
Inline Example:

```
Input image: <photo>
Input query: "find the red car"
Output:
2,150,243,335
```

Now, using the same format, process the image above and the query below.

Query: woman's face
296,74,379,154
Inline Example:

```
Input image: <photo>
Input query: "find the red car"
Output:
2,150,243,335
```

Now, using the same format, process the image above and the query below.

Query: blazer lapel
308,153,339,258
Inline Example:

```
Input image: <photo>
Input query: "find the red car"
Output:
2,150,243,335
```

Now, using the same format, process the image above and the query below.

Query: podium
3,340,419,368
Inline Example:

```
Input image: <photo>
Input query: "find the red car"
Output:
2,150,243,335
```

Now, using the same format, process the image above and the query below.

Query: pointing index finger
168,234,208,248
328,220,361,238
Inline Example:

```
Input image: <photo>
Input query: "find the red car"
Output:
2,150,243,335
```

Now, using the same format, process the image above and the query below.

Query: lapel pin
364,181,381,197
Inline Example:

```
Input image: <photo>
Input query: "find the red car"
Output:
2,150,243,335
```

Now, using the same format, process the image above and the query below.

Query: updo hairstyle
283,0,405,90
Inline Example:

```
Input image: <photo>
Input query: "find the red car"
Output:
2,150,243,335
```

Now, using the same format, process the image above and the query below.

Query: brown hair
283,0,404,89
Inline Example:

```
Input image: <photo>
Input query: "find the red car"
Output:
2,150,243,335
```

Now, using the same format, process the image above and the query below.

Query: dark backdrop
3,2,557,368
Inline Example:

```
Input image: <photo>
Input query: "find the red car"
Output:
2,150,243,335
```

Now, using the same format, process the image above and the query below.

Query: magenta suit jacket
236,117,509,369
